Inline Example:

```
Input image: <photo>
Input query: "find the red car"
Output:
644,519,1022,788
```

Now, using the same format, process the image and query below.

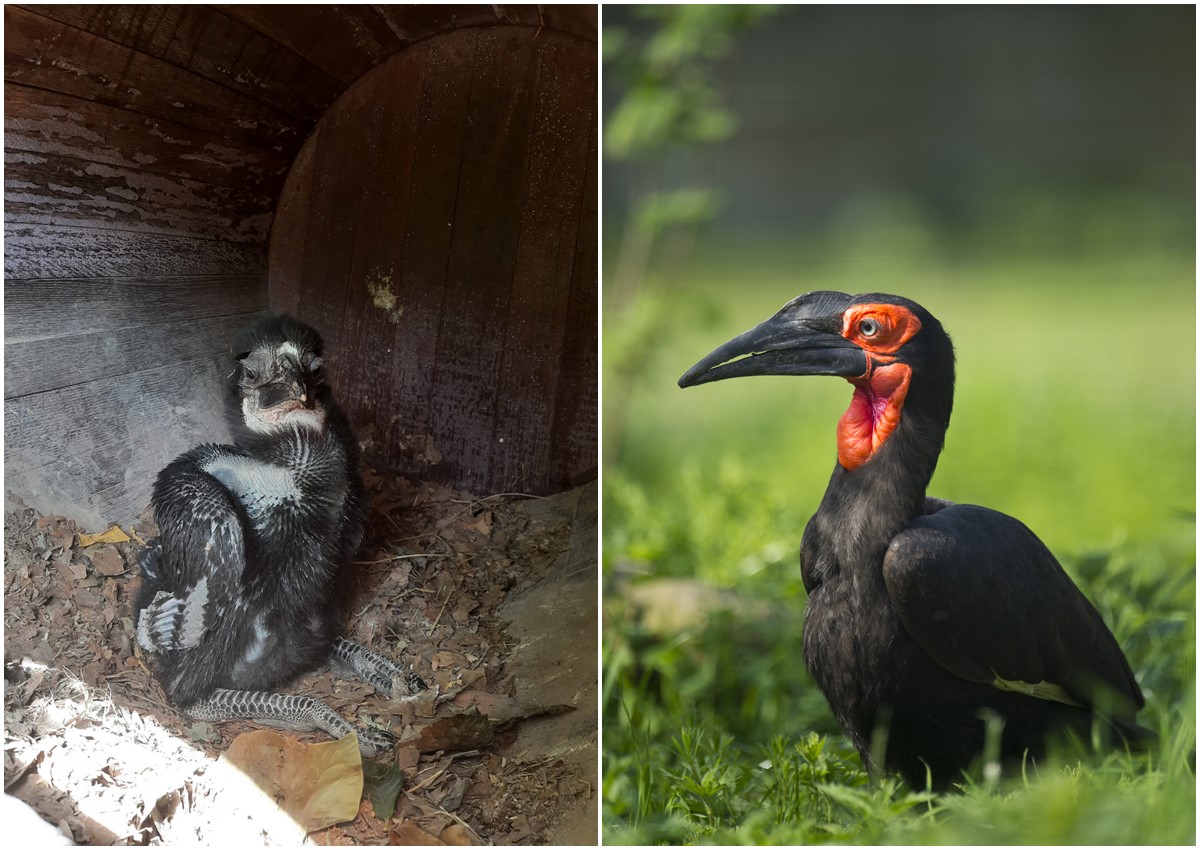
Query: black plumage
680,291,1145,789
135,315,424,754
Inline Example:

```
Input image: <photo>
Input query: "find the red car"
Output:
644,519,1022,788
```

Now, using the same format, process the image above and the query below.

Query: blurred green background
601,5,1195,844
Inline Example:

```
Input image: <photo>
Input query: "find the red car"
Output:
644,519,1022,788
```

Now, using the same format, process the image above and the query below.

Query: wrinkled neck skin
804,375,952,588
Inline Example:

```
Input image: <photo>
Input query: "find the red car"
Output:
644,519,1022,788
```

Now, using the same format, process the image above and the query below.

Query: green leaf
362,759,406,821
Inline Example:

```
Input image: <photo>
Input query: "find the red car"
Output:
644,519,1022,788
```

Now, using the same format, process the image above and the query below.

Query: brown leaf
89,548,126,576
396,745,421,772
414,711,494,753
222,729,363,832
440,822,478,845
389,820,447,845
463,512,492,538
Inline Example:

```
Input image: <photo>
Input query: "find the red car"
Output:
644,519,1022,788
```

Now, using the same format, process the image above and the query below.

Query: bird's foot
355,724,397,759
330,637,430,700
185,688,396,758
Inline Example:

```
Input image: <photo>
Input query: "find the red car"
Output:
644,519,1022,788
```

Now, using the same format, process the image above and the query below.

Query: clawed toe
389,670,432,702
357,725,396,758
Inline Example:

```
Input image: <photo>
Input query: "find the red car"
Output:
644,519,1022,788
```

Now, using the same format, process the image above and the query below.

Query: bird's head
679,291,954,470
230,315,328,435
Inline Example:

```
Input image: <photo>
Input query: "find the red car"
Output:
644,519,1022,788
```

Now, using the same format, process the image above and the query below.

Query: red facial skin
835,304,922,471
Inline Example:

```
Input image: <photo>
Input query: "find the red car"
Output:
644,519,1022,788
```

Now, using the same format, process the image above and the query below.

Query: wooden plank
551,95,599,489
19,4,343,122
493,6,544,27
4,6,305,152
5,84,290,195
539,5,598,40
5,312,261,398
5,354,237,531
5,149,274,242
425,26,539,491
326,51,425,458
285,75,373,359
374,30,478,478
373,5,501,44
218,4,397,85
4,275,268,343
266,134,317,317
4,223,266,279
490,36,595,493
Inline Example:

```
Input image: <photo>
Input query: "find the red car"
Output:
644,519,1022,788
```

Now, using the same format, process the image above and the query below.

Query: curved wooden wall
3,5,596,529
270,27,596,496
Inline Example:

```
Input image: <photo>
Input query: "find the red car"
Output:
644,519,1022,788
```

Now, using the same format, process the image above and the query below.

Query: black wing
136,445,250,703
882,503,1143,719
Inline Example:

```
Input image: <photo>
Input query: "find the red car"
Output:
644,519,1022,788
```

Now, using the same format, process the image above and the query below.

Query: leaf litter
3,470,595,844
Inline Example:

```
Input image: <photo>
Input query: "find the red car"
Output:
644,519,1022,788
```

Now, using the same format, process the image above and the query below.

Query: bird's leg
328,637,430,701
183,688,395,758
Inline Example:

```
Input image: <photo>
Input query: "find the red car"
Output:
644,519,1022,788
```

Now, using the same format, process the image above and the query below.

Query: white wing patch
203,455,300,515
136,576,210,652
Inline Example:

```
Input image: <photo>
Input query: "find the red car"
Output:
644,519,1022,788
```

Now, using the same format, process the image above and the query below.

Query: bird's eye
859,318,880,338
243,365,259,381
303,354,322,373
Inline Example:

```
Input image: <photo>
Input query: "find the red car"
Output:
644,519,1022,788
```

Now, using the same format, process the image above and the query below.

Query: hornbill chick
679,291,1146,789
135,315,426,756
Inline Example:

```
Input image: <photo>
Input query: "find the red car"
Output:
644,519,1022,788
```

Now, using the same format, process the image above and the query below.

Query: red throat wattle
837,363,911,469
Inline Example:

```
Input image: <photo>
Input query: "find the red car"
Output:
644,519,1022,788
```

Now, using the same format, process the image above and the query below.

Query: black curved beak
679,302,867,388
257,381,308,409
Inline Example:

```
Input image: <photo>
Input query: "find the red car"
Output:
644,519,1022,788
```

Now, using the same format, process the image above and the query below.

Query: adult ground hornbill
679,291,1146,789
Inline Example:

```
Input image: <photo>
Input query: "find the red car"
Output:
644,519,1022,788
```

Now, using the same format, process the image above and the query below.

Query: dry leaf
222,729,363,832
88,548,126,576
396,745,421,772
389,820,447,845
414,711,494,753
464,512,492,537
441,822,478,845
77,526,130,547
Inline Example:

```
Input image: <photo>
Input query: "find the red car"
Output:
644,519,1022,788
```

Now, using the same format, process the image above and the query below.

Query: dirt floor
3,472,597,845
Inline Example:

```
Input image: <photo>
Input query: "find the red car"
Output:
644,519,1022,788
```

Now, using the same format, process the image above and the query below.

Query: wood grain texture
539,4,598,40
373,4,501,44
6,149,273,242
5,84,290,194
4,6,306,152
217,4,399,85
426,25,538,489
19,4,343,121
490,38,597,491
5,311,262,398
551,116,599,485
4,275,268,344
4,224,267,279
5,353,239,531
269,26,597,495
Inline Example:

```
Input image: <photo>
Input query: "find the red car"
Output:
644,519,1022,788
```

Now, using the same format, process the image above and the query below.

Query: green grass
602,245,1195,843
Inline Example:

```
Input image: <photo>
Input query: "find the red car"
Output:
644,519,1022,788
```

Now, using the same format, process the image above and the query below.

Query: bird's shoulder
886,500,1062,584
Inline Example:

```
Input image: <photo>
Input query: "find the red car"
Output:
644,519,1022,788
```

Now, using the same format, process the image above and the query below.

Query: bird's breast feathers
202,455,301,517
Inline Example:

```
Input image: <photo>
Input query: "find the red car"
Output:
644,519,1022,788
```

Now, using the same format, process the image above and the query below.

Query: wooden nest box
4,5,597,531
